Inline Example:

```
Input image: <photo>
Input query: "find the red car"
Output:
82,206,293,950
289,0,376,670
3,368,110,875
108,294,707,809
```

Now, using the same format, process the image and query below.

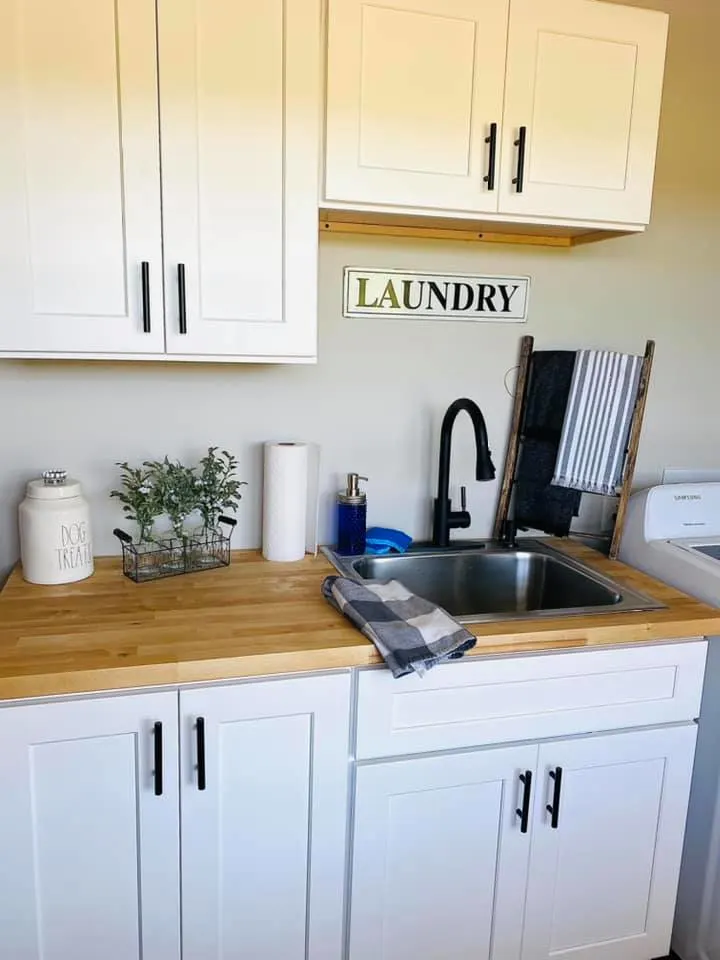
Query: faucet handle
460,486,467,511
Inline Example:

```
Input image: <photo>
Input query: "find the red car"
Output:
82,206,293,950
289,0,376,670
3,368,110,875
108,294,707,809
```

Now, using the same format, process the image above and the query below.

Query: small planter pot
113,516,237,583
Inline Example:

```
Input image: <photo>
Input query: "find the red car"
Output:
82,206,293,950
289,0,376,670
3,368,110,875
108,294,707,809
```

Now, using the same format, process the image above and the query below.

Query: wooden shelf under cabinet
319,209,639,249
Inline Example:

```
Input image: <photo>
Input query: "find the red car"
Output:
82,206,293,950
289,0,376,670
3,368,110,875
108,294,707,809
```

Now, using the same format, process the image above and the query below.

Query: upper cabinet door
324,0,509,213
180,673,350,960
500,0,669,224
159,0,320,360
521,726,697,960
0,692,180,960
0,0,164,355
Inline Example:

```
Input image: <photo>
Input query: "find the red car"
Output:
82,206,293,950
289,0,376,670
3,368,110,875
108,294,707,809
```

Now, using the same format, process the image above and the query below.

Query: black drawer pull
483,122,498,191
196,716,206,791
546,766,563,829
141,262,151,334
178,264,188,335
512,126,527,193
516,769,532,834
153,721,163,796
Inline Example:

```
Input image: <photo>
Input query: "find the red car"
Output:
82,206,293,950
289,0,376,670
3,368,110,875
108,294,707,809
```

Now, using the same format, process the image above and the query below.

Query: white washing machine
621,483,720,960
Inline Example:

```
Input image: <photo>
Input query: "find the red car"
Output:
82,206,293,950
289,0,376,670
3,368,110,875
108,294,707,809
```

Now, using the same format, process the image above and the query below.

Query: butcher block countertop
1,539,719,701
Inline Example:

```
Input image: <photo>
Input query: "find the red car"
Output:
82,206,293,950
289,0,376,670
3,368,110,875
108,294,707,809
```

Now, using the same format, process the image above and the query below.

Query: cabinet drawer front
355,641,707,759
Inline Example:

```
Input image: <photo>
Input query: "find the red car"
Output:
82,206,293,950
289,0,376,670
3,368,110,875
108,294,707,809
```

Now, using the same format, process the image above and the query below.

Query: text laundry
356,277,521,313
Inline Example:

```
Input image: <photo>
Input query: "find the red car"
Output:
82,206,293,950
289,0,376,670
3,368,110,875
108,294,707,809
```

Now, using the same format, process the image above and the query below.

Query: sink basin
324,540,664,623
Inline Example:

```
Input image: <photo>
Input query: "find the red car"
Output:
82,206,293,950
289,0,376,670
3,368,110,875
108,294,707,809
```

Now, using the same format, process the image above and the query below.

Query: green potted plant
112,450,246,582
197,447,247,538
146,457,201,542
110,463,163,544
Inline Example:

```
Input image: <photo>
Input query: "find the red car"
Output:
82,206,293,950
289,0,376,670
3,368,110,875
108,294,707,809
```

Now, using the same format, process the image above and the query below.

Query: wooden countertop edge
0,621,716,703
1,539,719,701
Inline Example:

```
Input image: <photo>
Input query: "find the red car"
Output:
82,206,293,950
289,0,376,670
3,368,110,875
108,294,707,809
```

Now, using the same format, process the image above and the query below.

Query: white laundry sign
343,268,529,322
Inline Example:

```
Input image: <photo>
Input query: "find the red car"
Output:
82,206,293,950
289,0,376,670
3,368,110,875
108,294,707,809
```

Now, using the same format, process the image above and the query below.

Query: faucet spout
432,398,496,548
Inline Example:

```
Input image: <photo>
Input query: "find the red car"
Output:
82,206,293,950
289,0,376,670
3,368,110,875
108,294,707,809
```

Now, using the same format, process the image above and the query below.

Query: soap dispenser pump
337,473,368,556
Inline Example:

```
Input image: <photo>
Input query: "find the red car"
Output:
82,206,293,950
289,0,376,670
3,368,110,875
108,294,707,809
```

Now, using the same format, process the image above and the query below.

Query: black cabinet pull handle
153,721,163,796
546,766,563,828
178,264,188,335
512,126,527,193
516,770,532,834
141,262,151,334
196,716,206,791
483,122,498,191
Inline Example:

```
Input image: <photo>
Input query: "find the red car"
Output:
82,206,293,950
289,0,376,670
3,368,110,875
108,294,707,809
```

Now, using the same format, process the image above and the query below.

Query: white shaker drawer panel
355,641,707,759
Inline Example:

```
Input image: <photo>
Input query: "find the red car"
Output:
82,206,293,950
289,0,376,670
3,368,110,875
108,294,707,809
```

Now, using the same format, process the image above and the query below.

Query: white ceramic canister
19,470,94,585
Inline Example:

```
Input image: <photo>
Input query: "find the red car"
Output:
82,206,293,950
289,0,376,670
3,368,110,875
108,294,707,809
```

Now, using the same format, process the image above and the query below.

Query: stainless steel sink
323,540,664,623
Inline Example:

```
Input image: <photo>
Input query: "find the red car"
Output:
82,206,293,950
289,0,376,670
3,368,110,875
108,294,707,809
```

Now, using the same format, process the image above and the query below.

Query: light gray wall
1,0,718,577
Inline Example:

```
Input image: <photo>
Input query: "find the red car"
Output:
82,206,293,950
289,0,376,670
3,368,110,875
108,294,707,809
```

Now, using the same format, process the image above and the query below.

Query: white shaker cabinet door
0,692,180,960
500,0,668,224
325,0,509,213
0,0,164,355
179,673,351,960
158,0,320,360
349,744,538,960
521,725,697,960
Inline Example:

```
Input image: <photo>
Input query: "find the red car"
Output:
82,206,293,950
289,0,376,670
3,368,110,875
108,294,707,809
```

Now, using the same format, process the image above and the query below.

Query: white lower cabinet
0,691,181,960
0,673,350,960
179,673,351,960
348,726,697,960
348,744,537,960
0,648,702,960
522,726,697,960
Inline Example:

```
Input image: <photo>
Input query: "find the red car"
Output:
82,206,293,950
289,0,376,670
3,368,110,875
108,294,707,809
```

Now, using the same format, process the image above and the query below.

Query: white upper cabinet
500,0,669,224
0,0,320,361
0,0,164,355
521,726,696,960
324,0,509,213
179,673,350,960
0,692,180,960
323,0,669,229
158,0,320,360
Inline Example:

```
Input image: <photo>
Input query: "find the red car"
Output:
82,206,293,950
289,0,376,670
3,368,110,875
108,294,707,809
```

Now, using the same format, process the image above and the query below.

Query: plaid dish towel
322,576,476,678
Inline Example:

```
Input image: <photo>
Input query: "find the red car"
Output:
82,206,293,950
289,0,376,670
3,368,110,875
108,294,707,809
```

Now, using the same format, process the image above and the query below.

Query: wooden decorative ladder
492,336,655,559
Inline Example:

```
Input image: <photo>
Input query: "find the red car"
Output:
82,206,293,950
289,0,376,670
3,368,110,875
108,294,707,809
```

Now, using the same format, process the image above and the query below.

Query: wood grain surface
0,540,718,701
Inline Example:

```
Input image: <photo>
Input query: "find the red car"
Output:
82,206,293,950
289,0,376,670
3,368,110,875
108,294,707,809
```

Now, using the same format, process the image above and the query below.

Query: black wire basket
113,516,237,583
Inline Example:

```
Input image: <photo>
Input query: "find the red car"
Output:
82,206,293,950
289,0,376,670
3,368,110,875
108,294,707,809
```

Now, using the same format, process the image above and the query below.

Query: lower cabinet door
0,691,180,960
349,744,538,960
179,672,351,960
521,725,698,960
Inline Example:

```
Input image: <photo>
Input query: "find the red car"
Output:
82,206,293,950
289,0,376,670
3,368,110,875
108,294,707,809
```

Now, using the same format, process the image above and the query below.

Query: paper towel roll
262,442,310,562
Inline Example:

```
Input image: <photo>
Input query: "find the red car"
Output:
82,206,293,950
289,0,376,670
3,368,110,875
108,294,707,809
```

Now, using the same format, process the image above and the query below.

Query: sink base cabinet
348,727,697,960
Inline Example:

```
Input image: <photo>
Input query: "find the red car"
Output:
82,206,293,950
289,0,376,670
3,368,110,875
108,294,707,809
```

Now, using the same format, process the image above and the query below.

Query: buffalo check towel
322,576,476,678
551,350,643,497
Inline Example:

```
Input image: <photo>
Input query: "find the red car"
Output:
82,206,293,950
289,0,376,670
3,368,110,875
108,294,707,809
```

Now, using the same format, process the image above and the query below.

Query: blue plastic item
365,527,413,555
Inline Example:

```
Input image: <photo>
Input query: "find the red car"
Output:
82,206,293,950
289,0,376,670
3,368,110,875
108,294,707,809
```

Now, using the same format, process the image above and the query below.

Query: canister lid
26,470,83,500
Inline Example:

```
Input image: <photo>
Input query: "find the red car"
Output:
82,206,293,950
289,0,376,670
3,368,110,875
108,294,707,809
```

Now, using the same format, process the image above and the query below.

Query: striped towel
322,576,476,678
552,350,642,496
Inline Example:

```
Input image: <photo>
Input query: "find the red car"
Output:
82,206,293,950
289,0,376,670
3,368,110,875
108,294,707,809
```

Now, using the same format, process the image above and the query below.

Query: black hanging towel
513,351,582,537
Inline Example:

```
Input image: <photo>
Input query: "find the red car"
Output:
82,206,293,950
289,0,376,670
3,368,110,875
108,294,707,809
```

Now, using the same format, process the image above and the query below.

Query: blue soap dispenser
337,473,368,556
